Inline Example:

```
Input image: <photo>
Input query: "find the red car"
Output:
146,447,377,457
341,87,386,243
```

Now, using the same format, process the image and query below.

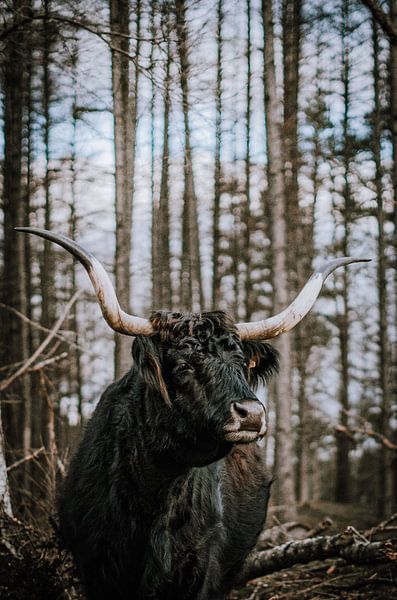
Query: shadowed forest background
0,0,397,591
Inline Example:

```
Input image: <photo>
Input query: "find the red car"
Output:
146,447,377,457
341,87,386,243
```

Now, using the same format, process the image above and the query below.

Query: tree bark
262,0,296,519
110,0,141,377
335,0,352,504
243,0,252,320
372,20,393,517
282,0,301,286
175,0,203,312
0,0,32,495
241,533,393,581
69,43,84,426
212,0,223,310
153,3,172,310
0,409,13,517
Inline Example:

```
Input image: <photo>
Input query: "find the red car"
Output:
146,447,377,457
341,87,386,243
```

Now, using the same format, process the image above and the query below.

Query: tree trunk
282,0,306,505
335,0,352,503
150,0,159,310
372,20,393,517
243,0,252,320
175,0,203,312
262,0,296,519
110,0,141,377
212,0,223,310
0,408,13,517
282,0,301,285
153,3,172,310
0,0,32,498
69,43,84,426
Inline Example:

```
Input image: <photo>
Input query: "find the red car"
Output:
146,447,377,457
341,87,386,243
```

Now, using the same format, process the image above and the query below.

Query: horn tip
15,226,46,234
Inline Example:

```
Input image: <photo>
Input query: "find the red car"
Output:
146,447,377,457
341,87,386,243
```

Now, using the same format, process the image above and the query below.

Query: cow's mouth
224,400,267,443
224,430,262,443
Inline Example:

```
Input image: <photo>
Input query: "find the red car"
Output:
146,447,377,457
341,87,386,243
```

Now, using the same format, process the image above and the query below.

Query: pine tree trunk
175,0,203,312
158,9,172,310
282,0,301,283
0,409,13,517
69,45,84,426
243,0,252,320
0,0,32,495
110,0,141,377
212,0,223,310
372,20,393,517
335,0,352,503
262,0,296,519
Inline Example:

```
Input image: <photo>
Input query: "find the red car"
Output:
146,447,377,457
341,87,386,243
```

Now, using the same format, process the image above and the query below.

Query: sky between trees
0,0,396,522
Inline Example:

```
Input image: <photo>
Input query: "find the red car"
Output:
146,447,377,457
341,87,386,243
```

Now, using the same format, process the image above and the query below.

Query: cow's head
15,228,369,465
131,310,278,465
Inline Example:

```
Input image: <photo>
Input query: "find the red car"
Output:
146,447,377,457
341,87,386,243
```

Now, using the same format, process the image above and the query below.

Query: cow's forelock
149,310,238,343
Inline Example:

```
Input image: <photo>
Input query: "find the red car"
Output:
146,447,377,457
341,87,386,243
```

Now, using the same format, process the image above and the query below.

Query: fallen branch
6,446,45,473
241,530,396,581
365,512,397,539
305,517,333,538
0,291,81,393
256,522,311,549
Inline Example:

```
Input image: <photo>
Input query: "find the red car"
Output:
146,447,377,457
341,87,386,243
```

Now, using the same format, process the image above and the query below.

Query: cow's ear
242,341,279,389
132,337,171,406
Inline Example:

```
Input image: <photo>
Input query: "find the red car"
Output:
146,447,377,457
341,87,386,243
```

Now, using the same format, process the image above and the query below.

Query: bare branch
28,352,68,372
365,512,397,538
0,302,94,357
0,291,82,393
0,11,161,62
335,424,397,451
360,0,397,41
305,517,333,538
6,446,45,473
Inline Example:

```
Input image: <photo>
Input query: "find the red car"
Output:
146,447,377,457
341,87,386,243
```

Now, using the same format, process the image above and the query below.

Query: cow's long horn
236,257,371,340
15,227,154,336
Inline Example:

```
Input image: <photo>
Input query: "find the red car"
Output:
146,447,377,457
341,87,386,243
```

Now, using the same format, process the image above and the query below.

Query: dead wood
0,291,81,393
6,447,45,473
242,529,396,582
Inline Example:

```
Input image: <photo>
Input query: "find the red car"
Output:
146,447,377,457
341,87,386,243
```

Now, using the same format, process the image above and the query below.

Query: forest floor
0,503,396,599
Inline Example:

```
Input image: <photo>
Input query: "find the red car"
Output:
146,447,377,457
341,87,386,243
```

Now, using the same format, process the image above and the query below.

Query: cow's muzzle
224,399,267,443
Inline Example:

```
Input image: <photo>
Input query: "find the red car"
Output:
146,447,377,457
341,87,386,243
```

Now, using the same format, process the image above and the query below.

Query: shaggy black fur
57,311,278,600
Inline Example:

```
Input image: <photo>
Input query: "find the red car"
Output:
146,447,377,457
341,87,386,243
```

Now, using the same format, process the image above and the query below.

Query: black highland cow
17,227,368,600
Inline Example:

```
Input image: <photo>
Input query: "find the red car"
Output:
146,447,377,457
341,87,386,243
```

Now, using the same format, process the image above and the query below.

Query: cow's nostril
232,402,249,419
230,399,266,434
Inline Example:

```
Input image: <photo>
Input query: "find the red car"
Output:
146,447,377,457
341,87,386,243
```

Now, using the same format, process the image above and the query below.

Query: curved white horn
16,227,154,337
236,257,371,340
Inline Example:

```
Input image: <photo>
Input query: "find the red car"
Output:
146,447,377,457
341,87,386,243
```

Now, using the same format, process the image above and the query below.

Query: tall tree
335,0,353,503
69,42,84,426
212,0,223,310
372,20,393,516
296,49,327,503
360,0,397,497
110,0,141,377
282,0,301,282
0,0,32,487
153,2,173,310
40,0,55,334
243,0,253,319
175,0,203,312
151,0,160,309
262,0,296,518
